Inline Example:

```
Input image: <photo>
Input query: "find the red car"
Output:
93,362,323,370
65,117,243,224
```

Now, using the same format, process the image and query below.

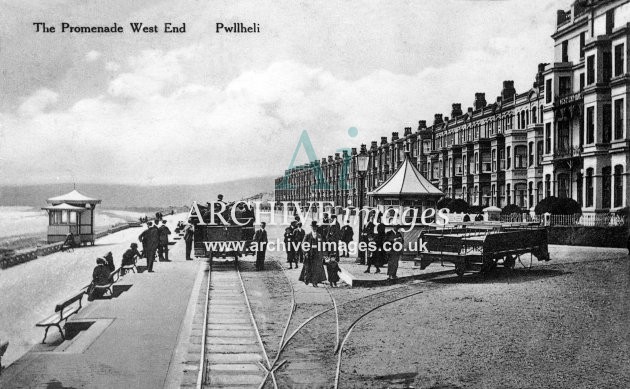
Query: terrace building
275,0,630,215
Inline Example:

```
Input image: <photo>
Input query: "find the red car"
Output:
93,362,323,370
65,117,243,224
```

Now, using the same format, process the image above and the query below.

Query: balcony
554,92,583,108
553,145,583,160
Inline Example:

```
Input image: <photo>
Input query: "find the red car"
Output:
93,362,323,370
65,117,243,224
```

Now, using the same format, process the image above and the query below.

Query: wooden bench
121,257,138,274
91,268,121,297
36,292,85,343
0,341,8,375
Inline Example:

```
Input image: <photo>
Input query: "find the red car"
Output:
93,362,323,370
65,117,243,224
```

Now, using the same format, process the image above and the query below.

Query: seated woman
88,258,111,300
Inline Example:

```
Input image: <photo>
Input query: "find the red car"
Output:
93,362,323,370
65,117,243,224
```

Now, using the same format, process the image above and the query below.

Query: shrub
467,205,484,215
534,196,582,215
436,197,452,210
446,199,470,213
615,206,630,217
501,204,523,215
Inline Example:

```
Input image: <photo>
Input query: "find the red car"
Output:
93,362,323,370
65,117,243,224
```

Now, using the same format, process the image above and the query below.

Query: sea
0,206,148,240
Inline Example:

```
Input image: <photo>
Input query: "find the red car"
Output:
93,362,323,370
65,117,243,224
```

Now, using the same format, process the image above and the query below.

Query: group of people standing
360,215,404,280
298,219,341,287
137,219,172,272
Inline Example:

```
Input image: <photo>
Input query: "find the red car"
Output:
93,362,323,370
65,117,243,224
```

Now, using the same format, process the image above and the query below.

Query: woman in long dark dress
365,217,386,273
387,225,404,280
299,221,327,287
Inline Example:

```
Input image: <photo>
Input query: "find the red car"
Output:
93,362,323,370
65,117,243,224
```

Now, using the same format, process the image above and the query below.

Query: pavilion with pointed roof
368,155,443,211
43,189,102,245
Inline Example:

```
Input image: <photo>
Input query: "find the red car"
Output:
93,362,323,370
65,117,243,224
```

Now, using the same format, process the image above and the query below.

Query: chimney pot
473,93,487,110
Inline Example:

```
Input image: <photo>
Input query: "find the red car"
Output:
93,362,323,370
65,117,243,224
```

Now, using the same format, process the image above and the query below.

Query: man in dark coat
254,222,268,270
387,225,404,280
183,223,195,260
143,222,160,272
138,223,151,258
365,217,385,273
327,215,341,260
359,216,375,265
292,222,305,264
158,220,171,261
340,221,354,257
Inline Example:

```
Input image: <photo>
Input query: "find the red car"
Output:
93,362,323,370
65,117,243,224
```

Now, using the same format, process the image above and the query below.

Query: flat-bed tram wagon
417,223,550,277
190,202,255,261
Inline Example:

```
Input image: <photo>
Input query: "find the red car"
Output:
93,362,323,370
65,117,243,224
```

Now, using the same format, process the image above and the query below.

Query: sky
0,0,574,185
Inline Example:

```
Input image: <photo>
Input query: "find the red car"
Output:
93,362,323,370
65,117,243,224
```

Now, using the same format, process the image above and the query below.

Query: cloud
85,50,102,62
105,61,120,72
0,0,570,185
17,89,59,116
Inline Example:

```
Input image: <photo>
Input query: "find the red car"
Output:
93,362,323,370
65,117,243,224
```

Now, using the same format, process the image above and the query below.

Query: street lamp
356,144,370,264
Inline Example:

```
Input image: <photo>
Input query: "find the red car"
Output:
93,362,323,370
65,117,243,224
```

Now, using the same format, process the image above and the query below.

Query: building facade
275,0,630,215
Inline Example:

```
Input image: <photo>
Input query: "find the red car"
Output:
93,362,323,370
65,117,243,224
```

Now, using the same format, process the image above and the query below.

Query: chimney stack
381,136,388,145
473,93,487,110
467,107,473,113
451,103,463,118
404,127,412,136
351,147,357,155
434,114,443,125
361,144,368,154
371,141,378,150
418,120,427,130
501,80,516,101
392,132,399,141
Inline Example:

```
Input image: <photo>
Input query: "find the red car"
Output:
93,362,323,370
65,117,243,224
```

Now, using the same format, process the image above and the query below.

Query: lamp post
356,144,370,264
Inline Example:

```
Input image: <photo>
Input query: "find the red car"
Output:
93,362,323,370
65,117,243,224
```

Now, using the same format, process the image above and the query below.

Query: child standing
325,258,341,287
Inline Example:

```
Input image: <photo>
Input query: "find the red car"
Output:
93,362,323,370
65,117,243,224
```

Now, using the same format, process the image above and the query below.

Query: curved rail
333,290,425,389
235,261,278,389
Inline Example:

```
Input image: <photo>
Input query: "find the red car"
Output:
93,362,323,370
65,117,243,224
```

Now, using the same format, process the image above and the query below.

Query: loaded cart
416,222,550,277
189,202,255,261
194,225,255,260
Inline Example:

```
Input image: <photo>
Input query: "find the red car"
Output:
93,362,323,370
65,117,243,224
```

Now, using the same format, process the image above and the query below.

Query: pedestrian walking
327,215,341,260
299,221,327,287
358,216,375,265
340,221,354,257
254,222,268,270
365,217,385,274
387,225,404,280
293,222,305,265
325,257,341,287
284,223,295,268
184,223,195,261
158,220,171,261
144,222,160,272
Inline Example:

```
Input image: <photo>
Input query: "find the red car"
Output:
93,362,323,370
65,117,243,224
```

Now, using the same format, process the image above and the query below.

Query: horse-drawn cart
417,223,550,277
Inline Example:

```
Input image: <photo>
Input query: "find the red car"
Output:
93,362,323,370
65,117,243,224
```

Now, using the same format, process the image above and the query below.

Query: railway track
196,256,456,388
196,260,276,389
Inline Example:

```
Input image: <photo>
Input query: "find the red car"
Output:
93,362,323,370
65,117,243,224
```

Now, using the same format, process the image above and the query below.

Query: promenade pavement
0,217,204,389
